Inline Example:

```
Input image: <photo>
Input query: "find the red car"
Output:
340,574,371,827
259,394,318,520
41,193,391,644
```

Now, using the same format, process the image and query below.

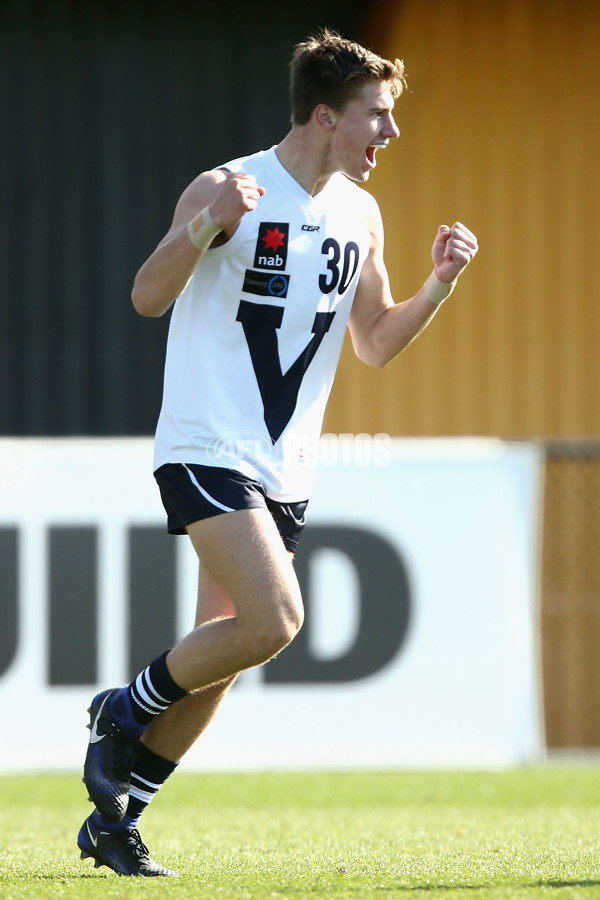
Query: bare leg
140,567,237,761
140,509,299,762
165,507,303,691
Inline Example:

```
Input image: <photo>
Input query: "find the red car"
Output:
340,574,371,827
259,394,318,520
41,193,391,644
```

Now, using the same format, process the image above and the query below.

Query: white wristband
423,269,456,305
187,205,221,251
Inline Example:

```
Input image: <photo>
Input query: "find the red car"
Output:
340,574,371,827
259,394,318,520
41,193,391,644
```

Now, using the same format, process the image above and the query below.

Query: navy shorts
154,463,309,552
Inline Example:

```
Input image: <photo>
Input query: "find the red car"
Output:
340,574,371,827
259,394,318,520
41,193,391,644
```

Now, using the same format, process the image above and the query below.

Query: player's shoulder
182,148,270,197
180,167,227,201
169,168,227,226
219,147,271,176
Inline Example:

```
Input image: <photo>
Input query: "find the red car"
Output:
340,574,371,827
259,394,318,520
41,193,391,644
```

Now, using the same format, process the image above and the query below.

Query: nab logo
254,222,289,270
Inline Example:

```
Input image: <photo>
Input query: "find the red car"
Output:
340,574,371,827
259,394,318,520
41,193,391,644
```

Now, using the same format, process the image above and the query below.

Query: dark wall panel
0,0,367,435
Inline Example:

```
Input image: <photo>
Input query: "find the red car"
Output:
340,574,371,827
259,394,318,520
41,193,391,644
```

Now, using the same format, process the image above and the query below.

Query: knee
279,597,304,646
256,591,304,660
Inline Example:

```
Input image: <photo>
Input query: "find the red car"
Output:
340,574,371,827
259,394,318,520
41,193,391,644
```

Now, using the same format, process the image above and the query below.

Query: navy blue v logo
236,300,336,443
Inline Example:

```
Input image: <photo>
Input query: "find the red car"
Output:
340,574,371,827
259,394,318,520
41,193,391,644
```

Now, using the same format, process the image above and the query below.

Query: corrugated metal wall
324,0,600,439
6,0,596,439
0,0,366,435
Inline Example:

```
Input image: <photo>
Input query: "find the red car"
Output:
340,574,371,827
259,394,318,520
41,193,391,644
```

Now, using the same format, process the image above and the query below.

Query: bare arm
131,169,266,317
349,204,478,368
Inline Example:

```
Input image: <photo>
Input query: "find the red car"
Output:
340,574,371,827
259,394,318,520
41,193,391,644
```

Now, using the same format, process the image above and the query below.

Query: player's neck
275,130,335,197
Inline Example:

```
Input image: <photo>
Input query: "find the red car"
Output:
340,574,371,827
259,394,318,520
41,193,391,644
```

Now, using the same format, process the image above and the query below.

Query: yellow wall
324,0,600,438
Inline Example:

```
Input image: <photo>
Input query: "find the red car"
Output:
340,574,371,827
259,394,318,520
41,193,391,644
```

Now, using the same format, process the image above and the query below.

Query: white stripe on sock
142,669,170,707
128,687,156,716
131,773,162,790
129,784,157,804
135,671,168,712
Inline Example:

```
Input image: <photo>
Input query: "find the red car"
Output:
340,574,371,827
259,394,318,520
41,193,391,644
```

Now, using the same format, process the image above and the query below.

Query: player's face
331,81,400,182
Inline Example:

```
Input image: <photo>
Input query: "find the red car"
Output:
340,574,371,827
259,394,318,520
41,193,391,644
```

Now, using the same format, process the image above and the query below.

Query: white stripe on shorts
182,464,236,513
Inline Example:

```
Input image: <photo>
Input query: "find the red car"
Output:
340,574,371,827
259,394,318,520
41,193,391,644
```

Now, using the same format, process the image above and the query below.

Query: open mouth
366,143,387,167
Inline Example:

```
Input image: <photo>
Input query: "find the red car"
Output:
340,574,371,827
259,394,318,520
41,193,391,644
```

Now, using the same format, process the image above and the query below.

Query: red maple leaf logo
262,227,286,252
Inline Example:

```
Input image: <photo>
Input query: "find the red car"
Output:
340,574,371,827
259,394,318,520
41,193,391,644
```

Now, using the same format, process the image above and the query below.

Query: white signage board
0,437,544,770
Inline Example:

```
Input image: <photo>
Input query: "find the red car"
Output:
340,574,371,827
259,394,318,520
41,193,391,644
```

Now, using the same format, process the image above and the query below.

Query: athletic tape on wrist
423,269,456,305
187,205,221,251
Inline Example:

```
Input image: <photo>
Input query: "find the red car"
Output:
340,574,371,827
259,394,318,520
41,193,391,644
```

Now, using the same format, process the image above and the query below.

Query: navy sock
91,742,179,834
109,651,188,737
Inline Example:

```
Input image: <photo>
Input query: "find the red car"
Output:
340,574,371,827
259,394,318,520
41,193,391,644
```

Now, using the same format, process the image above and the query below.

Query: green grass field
1,767,600,898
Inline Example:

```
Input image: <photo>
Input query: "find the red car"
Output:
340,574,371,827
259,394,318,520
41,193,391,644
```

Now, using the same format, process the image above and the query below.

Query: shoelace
128,830,150,861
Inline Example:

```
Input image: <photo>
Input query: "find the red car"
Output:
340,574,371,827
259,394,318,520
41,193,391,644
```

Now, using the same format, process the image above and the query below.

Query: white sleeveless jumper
154,146,374,502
